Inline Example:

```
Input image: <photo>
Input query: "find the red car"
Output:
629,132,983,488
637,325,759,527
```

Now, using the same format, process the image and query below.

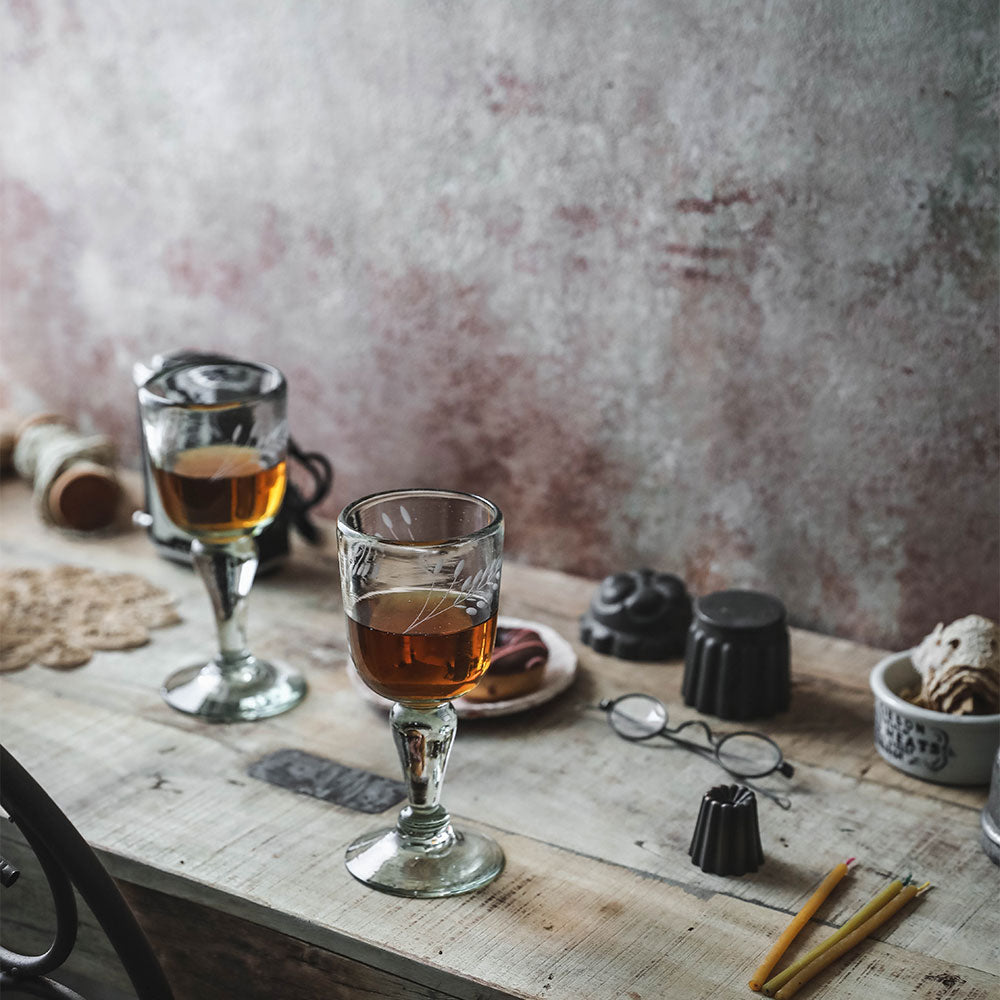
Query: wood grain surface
1,476,996,1000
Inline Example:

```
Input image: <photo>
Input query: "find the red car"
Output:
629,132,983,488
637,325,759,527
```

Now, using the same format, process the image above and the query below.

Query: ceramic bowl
870,651,1000,786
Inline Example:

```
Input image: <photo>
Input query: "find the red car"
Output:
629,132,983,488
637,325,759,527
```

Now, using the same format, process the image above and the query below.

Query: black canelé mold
682,589,790,720
689,784,763,876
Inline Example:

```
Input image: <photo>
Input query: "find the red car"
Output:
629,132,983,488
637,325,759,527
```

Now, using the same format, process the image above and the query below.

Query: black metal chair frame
0,744,173,999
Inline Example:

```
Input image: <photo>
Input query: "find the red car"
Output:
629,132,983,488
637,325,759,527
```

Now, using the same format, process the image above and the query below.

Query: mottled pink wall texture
1,2,997,650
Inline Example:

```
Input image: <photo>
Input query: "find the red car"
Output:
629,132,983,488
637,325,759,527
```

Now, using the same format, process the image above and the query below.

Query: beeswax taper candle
761,878,903,996
748,858,854,992
773,883,927,999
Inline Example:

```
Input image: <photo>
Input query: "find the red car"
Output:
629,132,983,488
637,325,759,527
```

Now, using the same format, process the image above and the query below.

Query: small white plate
345,615,578,719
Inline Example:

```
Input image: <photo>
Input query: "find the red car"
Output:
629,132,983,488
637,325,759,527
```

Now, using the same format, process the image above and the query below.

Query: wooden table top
1,476,997,1000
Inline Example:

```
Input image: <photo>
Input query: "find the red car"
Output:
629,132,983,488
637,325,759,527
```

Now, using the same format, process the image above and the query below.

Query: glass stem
191,537,259,677
390,702,457,851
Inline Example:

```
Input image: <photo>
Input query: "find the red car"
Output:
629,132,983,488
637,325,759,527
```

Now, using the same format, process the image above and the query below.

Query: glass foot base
345,826,504,898
161,657,307,722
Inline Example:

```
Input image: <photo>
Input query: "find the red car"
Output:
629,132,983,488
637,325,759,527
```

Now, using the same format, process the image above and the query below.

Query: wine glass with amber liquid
337,489,504,896
138,361,306,721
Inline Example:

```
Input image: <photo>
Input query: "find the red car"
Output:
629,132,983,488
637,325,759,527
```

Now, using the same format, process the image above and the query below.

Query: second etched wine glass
337,489,504,896
138,360,307,721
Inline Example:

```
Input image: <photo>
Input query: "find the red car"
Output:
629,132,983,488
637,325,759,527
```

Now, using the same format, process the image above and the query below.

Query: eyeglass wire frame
599,693,794,809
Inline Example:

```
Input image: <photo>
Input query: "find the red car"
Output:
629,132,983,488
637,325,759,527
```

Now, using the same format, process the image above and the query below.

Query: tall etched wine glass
337,489,504,896
138,361,307,721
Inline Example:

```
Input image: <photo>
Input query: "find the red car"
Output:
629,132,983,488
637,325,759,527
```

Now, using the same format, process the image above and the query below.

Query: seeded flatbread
0,565,180,672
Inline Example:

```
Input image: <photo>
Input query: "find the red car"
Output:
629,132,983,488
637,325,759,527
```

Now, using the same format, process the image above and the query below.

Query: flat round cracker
37,639,93,670
0,564,180,672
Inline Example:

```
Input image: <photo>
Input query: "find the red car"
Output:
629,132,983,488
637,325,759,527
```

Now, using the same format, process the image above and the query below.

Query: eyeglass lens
607,695,667,739
716,732,782,778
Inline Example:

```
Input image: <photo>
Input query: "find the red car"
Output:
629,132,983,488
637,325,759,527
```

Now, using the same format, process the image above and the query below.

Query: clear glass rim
337,488,503,548
137,360,286,411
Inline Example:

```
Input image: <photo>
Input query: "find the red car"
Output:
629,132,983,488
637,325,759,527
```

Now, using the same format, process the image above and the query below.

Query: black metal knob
1,856,20,887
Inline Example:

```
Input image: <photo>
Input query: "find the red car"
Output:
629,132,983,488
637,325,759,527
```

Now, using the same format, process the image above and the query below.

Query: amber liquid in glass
347,589,497,702
154,444,286,538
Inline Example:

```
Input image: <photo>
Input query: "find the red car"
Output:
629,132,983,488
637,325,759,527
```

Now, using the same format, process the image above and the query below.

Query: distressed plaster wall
1,1,997,649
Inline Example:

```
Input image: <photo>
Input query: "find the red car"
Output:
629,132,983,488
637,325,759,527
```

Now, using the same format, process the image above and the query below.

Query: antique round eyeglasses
600,693,794,808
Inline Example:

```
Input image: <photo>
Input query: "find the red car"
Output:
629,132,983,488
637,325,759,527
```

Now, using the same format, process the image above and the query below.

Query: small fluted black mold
579,568,692,660
689,784,763,876
682,589,790,720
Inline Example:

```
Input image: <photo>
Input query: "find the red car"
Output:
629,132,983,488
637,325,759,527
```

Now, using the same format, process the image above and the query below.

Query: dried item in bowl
909,615,999,716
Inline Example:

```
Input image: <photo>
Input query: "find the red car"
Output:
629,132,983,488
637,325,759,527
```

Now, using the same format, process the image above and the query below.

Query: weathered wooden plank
3,658,996,997
117,880,480,1000
1,477,997,1000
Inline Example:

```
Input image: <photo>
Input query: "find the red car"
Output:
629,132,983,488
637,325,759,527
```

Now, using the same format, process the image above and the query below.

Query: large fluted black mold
579,568,692,660
682,589,790,720
689,784,763,876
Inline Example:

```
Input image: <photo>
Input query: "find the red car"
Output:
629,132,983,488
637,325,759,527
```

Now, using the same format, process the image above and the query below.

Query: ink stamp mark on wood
248,749,407,814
